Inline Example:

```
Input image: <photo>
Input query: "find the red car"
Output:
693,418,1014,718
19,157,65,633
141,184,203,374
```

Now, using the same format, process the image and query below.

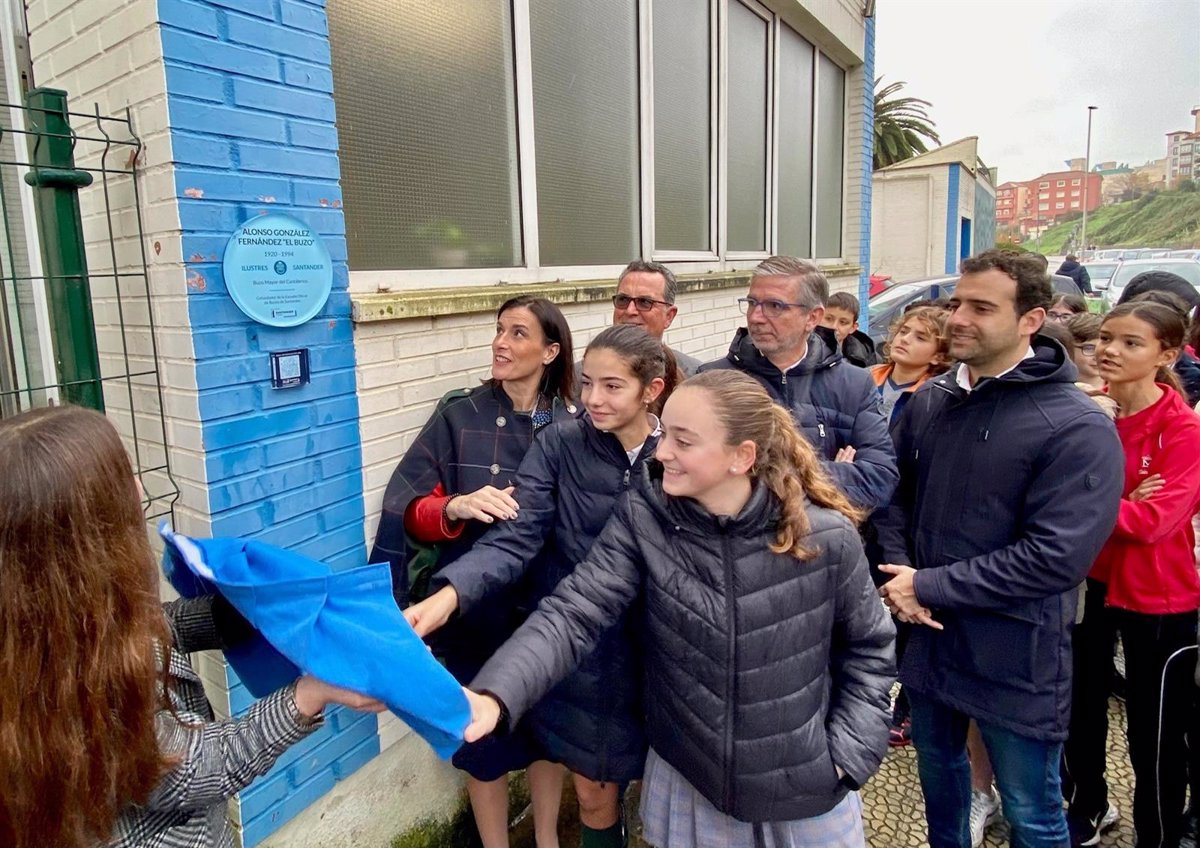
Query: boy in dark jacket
876,249,1124,848
822,291,880,367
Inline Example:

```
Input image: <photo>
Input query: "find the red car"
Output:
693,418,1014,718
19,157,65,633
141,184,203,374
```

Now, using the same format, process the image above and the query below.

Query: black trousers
1062,578,1118,819
1114,607,1198,848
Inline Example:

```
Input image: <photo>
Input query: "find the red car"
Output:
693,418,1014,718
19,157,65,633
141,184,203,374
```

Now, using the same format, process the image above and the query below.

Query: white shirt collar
779,342,809,374
626,413,662,465
955,347,1036,392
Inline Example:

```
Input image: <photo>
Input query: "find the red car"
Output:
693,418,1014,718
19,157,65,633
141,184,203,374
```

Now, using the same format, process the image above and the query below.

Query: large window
652,0,713,253
329,0,522,272
529,1,640,266
329,0,854,280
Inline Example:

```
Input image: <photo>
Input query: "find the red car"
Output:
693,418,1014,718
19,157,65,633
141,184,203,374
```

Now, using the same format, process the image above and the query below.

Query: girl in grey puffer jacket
464,370,896,848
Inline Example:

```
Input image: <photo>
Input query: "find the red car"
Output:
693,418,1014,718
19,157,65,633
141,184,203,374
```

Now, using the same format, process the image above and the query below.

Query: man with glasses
581,259,701,378
699,255,898,509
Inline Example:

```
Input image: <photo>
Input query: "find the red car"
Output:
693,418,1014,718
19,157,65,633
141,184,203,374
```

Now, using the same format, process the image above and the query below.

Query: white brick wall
27,0,204,533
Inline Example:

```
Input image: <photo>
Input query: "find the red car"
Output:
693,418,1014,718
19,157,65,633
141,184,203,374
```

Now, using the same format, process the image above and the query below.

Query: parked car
1084,261,1119,292
1103,258,1200,307
1168,249,1200,260
868,273,1083,347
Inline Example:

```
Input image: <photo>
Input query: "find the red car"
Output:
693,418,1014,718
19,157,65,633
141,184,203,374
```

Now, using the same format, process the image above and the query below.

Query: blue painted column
858,14,875,324
157,1,377,843
945,164,961,274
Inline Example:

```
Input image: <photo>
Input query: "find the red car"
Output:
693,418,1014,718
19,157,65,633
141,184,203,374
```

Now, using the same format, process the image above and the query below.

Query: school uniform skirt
638,749,865,848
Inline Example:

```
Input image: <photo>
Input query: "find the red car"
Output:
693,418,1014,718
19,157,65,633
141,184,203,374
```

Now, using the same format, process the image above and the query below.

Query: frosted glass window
726,1,769,253
328,0,522,271
653,0,711,252
530,0,639,266
814,53,845,258
777,25,814,258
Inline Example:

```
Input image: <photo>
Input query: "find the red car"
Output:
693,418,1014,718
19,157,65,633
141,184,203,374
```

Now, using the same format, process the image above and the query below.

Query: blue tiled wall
157,0,376,842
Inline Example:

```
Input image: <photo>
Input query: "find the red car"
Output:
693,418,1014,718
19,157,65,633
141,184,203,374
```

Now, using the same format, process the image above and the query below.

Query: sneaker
1068,800,1119,847
888,716,912,747
969,787,1001,848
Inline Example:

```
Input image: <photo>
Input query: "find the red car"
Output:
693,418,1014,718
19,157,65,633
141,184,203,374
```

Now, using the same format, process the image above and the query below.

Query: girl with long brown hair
456,370,895,848
0,406,382,848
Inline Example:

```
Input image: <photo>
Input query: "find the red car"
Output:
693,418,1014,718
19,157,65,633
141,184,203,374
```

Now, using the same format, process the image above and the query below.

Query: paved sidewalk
863,698,1135,847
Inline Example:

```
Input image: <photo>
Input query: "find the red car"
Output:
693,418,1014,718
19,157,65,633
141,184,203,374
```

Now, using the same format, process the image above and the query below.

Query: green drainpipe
24,87,103,410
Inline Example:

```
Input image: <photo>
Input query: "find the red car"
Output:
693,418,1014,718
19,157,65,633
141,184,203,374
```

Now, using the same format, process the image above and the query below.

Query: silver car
1103,258,1200,307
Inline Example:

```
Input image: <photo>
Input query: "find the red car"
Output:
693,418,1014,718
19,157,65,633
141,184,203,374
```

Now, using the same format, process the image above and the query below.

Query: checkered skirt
639,748,866,848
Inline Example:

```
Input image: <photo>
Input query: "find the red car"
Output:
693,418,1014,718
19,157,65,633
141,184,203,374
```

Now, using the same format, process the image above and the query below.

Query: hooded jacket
699,326,898,509
472,463,895,823
874,337,1124,741
434,416,655,783
841,330,880,369
1089,385,1200,614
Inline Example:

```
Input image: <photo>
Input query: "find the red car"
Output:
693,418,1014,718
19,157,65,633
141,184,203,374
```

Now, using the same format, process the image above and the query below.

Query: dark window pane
777,25,814,258
727,1,769,253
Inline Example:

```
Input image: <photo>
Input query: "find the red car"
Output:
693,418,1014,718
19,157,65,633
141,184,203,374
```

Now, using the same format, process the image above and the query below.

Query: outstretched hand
878,564,943,631
293,675,388,718
403,585,459,637
463,689,502,743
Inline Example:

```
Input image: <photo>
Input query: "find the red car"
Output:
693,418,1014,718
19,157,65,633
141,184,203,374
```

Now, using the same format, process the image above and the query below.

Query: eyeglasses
1047,311,1075,322
1080,342,1098,355
613,293,672,312
738,297,810,318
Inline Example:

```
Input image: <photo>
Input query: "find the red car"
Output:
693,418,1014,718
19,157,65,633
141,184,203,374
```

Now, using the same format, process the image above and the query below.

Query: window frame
341,0,854,290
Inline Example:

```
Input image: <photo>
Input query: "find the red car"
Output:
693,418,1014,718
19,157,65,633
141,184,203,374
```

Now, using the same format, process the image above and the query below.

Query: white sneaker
969,787,1002,848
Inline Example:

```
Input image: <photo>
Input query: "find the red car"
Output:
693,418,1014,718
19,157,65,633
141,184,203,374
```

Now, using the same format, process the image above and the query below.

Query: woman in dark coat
406,325,679,848
369,295,576,848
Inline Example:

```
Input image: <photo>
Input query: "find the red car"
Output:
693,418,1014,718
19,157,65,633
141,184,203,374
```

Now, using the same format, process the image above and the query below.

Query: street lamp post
1080,105,1098,257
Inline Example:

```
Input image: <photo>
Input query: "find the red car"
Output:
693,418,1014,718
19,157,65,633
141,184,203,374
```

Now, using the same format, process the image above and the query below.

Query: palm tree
873,77,940,170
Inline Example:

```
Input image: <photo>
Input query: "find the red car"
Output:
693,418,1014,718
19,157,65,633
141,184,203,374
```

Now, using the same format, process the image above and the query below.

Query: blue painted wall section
945,164,960,274
858,14,875,324
157,1,376,843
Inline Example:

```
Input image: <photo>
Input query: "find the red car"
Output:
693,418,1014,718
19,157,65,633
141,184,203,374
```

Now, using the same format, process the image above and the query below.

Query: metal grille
0,95,178,521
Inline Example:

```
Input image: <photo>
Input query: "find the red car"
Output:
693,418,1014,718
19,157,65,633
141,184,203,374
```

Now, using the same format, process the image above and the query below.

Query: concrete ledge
351,265,862,324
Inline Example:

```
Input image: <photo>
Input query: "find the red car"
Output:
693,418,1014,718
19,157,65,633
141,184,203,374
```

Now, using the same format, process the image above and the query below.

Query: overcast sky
874,0,1200,184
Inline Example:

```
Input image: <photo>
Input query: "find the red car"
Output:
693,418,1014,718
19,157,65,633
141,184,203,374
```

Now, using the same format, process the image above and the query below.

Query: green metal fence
0,89,178,520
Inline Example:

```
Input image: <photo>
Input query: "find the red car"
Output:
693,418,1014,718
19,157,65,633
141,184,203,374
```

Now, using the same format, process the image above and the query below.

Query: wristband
442,493,461,525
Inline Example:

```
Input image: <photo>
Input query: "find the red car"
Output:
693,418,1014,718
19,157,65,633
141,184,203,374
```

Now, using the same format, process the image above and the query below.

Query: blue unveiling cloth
160,524,469,759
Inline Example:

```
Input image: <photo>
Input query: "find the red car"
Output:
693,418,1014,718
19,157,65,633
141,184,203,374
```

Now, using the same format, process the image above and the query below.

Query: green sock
580,822,623,848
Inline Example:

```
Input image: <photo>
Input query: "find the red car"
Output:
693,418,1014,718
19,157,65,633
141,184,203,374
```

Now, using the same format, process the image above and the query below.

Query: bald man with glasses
699,255,897,509
574,260,702,386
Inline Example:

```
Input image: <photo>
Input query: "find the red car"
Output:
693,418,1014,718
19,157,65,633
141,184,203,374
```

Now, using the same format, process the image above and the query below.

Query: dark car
868,274,1083,347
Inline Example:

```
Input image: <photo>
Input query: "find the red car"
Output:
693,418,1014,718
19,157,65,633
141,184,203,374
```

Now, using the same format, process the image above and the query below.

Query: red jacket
1091,385,1200,613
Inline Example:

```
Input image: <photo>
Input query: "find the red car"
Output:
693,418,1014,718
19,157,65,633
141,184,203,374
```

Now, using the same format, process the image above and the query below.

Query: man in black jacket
699,256,897,509
1056,254,1092,294
876,249,1124,848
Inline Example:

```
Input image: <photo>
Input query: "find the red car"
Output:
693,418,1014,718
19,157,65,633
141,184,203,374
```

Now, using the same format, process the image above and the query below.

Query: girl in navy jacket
406,324,678,848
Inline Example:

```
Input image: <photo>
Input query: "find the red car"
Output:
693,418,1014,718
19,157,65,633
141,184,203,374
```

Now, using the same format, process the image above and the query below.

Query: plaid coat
108,597,319,848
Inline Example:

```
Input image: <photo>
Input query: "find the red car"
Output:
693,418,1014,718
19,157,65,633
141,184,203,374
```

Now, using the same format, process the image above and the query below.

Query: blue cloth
160,525,470,759
909,693,1068,848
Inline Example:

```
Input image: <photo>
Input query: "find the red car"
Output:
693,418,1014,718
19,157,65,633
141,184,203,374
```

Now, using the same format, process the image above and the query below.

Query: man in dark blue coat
1056,254,1092,294
699,256,898,509
876,249,1124,848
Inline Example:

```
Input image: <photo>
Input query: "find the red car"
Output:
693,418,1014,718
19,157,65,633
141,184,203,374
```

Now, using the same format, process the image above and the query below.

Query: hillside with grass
1010,190,1200,254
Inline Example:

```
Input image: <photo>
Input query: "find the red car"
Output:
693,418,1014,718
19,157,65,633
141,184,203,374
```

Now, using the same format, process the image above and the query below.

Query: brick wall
155,0,375,843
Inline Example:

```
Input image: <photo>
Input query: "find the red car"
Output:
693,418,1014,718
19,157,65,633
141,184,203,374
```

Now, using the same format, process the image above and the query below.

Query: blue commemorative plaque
222,213,333,327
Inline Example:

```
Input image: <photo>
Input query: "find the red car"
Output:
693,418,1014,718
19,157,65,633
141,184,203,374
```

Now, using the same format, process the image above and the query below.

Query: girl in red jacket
1067,301,1200,848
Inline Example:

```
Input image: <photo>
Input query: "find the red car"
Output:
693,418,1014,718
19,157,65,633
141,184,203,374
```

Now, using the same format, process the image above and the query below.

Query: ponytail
683,370,864,560
1157,365,1186,398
